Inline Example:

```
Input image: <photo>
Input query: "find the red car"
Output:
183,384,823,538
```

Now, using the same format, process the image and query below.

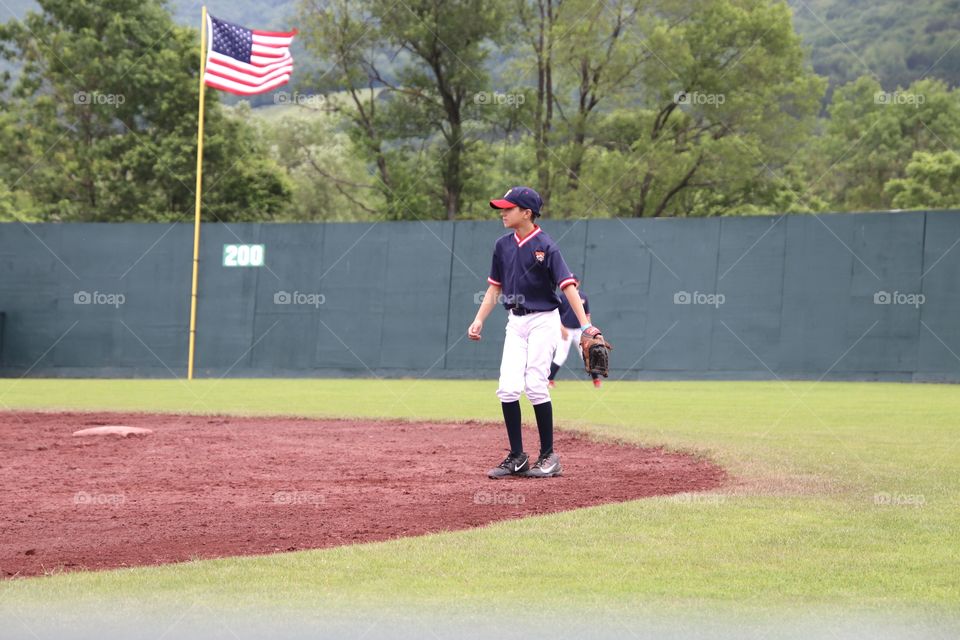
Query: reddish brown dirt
0,412,726,577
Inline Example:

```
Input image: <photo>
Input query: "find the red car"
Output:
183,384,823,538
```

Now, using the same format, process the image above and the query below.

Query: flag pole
187,5,208,380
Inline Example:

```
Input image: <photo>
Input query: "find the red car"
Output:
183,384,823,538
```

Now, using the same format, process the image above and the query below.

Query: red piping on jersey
514,225,542,247
487,277,502,286
558,276,578,289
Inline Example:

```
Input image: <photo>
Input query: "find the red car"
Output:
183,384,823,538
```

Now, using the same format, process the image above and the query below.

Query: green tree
814,76,960,211
545,0,825,217
299,0,510,220
0,108,38,221
514,0,562,209
376,0,510,218
0,0,290,222
298,0,396,213
253,100,386,220
552,0,647,195
885,150,960,210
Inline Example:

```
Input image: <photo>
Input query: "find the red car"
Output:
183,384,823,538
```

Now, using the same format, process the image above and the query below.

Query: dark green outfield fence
1,211,958,381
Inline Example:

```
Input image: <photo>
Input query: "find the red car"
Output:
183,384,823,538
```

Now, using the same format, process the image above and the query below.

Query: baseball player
467,186,604,479
548,289,602,389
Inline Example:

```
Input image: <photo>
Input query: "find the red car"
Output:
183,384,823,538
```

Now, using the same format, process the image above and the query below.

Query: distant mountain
787,0,960,89
168,0,299,33
0,0,299,28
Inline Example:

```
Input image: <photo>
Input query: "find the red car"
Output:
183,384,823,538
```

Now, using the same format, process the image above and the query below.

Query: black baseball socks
533,401,553,456
502,400,553,456
501,401,523,454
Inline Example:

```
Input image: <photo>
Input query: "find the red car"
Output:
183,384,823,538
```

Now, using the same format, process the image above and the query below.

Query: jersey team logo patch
534,250,545,263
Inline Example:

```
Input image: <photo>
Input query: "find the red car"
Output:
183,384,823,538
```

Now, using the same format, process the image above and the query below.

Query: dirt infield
0,412,726,577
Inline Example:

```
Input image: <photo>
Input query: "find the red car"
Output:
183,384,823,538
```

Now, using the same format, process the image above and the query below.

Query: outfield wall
1,212,958,381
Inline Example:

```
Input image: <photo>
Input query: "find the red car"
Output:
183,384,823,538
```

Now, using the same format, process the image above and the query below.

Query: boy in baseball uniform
467,186,605,479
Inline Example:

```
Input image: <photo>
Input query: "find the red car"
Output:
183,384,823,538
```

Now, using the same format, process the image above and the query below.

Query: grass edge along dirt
0,378,958,613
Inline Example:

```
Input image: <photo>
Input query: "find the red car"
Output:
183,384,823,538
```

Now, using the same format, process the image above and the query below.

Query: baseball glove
580,326,613,377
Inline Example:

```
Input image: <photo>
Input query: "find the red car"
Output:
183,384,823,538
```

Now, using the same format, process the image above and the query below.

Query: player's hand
467,320,483,341
561,327,569,340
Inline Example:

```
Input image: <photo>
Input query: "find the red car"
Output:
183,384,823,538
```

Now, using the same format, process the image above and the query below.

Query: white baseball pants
552,328,583,367
496,309,561,405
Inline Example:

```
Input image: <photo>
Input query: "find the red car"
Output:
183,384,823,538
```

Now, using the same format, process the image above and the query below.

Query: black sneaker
524,452,562,478
487,452,529,479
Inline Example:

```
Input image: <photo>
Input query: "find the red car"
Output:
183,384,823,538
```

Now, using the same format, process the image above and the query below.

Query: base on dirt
72,426,153,437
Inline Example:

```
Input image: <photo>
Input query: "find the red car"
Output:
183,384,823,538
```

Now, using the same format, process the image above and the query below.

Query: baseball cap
490,186,543,217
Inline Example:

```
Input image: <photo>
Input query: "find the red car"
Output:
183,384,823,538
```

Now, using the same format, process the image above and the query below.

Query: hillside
3,0,959,92
168,0,298,32
172,0,960,91
787,0,960,89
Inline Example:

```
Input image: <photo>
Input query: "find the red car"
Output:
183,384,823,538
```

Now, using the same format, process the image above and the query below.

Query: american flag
203,15,296,95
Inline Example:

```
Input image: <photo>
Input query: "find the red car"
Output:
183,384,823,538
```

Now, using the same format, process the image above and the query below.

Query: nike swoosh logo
538,464,557,474
514,464,525,472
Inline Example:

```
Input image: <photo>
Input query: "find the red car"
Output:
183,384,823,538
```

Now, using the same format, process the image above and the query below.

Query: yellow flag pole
187,5,208,380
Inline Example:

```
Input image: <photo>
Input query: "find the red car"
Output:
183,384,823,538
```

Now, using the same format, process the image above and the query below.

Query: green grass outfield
1,378,958,618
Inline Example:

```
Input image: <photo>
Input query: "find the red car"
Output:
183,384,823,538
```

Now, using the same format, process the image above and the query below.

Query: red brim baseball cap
489,186,543,216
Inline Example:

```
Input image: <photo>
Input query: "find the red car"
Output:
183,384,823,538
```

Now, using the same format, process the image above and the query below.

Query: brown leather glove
580,326,613,377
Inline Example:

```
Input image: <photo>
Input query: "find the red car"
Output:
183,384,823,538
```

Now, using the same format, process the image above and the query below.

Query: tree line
2,0,959,223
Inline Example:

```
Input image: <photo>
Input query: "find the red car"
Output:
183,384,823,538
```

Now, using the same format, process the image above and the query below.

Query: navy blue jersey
559,291,589,328
487,225,578,311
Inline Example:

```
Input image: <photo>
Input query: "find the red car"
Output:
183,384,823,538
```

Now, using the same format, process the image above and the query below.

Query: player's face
498,205,529,229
